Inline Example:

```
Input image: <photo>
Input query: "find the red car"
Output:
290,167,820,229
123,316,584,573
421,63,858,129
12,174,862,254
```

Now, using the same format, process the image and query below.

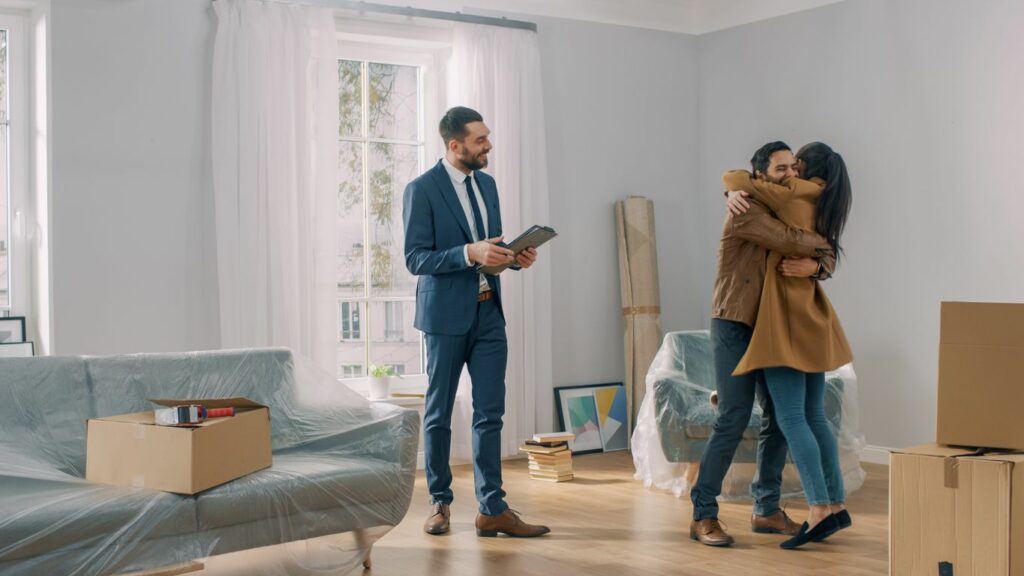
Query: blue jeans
423,297,509,516
691,319,790,520
762,367,845,506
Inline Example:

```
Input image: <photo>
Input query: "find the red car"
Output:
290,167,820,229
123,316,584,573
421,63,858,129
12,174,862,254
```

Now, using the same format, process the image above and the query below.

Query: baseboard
419,447,891,468
860,444,892,465
417,452,537,470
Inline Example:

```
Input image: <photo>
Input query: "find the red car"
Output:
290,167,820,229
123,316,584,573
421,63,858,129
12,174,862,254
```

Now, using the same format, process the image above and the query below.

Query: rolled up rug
615,196,663,432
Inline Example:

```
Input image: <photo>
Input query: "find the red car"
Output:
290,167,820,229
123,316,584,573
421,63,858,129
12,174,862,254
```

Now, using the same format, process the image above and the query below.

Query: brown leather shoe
690,518,734,547
475,509,550,538
423,502,451,535
751,510,801,536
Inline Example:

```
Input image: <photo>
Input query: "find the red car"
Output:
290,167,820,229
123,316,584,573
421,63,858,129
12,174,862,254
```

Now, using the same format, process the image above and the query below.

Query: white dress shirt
441,157,490,293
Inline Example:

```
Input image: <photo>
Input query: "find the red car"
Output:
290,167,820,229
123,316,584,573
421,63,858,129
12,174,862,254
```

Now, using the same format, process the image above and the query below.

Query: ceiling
372,0,847,35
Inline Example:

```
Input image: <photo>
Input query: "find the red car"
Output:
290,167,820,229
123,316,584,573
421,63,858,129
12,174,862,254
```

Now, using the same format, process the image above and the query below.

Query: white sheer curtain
447,24,554,461
212,0,339,374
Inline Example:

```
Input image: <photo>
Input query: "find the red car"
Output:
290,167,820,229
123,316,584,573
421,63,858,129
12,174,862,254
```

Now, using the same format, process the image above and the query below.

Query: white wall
47,3,708,400
697,0,1024,449
51,0,219,354
531,16,704,395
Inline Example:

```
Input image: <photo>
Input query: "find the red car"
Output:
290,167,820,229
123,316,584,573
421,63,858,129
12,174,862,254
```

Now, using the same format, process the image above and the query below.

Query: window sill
341,373,427,404
368,395,425,407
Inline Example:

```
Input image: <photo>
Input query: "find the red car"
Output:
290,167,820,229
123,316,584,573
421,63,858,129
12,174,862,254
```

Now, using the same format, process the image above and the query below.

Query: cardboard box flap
890,443,982,458
968,451,1024,464
940,301,1024,347
95,410,157,425
147,397,267,410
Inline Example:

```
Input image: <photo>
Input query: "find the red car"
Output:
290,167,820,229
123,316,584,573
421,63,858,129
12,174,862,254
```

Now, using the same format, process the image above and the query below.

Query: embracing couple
690,141,854,549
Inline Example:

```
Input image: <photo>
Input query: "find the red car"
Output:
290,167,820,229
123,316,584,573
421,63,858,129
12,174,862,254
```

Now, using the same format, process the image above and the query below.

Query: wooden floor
367,452,890,576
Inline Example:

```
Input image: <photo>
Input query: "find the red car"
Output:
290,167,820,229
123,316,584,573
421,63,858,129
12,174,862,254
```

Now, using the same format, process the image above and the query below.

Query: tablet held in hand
478,225,558,275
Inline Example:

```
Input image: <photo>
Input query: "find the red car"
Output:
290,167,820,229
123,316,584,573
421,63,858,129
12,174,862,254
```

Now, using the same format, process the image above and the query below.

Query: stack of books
519,432,576,482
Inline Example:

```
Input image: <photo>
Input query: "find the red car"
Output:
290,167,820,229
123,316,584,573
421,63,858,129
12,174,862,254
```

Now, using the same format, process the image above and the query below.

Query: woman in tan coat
721,142,852,549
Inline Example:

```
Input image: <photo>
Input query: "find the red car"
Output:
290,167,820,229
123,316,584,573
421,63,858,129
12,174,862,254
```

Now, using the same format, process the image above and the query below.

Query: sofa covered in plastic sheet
0,348,419,576
632,330,865,500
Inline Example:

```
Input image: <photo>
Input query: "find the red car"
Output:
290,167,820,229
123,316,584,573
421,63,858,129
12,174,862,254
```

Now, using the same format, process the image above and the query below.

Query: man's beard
460,151,488,171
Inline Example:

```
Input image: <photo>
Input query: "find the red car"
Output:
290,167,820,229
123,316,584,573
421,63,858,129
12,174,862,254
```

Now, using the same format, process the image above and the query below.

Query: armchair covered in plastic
632,330,865,500
0,348,419,576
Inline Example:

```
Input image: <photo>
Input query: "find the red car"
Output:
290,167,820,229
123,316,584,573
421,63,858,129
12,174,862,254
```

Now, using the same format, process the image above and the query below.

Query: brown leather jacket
712,198,835,327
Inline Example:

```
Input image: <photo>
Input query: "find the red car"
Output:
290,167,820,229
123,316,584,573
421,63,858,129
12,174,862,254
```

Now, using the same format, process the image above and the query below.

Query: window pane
367,63,418,142
383,301,402,342
370,300,423,375
337,141,364,297
368,143,418,297
337,300,365,379
338,59,362,138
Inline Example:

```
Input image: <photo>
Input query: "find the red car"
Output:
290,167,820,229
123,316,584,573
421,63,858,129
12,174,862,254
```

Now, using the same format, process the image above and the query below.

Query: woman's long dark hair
797,142,852,261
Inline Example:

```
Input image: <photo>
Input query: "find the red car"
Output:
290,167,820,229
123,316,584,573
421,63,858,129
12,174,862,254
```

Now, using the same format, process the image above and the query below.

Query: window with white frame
0,13,27,318
336,35,443,382
0,25,11,311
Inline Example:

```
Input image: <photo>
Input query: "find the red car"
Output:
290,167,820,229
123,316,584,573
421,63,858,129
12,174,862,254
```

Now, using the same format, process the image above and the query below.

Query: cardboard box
890,444,1024,576
937,301,1024,451
86,397,271,495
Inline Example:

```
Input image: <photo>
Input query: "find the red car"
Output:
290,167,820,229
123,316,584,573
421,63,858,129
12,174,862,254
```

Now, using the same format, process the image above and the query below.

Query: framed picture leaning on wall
0,341,34,357
0,316,26,343
554,382,629,454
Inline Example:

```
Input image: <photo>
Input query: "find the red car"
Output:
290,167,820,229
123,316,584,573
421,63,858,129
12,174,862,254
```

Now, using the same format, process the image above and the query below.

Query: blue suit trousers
423,297,508,516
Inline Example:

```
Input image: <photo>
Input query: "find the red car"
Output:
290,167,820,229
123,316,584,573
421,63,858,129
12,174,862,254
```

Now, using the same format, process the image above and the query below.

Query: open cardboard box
86,397,271,495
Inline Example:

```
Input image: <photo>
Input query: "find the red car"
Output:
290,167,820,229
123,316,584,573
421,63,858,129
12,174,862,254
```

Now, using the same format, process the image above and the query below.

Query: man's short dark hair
750,141,791,175
439,106,484,145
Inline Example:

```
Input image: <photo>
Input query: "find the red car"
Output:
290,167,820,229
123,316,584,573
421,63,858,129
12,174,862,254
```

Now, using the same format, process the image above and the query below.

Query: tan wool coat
721,171,853,375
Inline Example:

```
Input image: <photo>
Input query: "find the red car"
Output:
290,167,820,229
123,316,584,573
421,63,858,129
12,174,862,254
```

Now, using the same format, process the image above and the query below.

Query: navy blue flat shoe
780,515,841,549
835,509,852,529
811,509,853,541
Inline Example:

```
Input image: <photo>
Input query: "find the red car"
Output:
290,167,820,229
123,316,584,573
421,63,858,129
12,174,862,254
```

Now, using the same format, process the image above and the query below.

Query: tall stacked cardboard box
891,302,1024,576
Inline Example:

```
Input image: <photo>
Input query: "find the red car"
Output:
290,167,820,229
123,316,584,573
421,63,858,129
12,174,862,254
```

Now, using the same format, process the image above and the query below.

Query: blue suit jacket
403,160,506,336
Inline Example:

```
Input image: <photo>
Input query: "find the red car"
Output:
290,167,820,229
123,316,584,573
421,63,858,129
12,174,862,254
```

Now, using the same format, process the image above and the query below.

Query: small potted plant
368,364,397,400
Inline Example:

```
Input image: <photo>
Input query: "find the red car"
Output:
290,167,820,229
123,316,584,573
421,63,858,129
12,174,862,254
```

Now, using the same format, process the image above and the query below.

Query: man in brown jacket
690,141,836,547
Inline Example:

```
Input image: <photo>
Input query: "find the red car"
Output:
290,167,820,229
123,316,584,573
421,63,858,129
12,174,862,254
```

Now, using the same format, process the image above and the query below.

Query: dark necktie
465,175,495,292
465,175,486,241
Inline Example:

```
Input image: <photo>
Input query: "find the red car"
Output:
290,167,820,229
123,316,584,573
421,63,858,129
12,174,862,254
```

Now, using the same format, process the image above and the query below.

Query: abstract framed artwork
554,382,629,454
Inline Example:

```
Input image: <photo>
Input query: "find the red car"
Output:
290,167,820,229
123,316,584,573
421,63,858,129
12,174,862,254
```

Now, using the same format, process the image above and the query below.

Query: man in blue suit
403,107,549,538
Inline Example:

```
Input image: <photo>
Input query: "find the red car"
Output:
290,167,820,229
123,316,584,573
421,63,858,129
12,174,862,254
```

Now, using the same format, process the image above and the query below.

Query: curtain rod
217,0,538,32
